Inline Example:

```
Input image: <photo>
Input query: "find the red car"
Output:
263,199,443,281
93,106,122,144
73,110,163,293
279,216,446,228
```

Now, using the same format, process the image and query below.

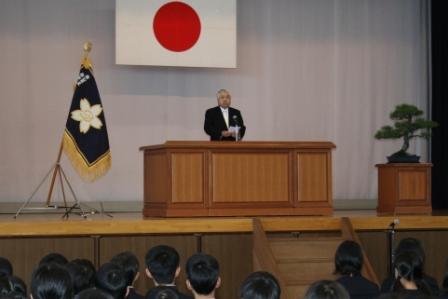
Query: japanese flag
116,0,237,68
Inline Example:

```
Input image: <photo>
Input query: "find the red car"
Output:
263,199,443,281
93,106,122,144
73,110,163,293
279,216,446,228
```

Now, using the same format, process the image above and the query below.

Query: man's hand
221,130,233,137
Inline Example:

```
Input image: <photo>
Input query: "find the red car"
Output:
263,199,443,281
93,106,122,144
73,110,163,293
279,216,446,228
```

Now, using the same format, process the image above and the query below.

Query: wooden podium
376,163,432,214
140,141,335,217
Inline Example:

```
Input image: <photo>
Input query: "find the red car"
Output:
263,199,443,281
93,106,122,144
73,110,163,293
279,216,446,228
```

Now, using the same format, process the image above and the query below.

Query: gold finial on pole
82,41,93,70
83,41,92,53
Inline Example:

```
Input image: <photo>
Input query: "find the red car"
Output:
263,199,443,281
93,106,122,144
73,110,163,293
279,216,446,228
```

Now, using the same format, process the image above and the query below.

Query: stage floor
0,209,447,237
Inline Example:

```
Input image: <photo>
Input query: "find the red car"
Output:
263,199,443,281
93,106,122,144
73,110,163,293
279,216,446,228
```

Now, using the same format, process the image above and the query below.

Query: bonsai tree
375,104,437,163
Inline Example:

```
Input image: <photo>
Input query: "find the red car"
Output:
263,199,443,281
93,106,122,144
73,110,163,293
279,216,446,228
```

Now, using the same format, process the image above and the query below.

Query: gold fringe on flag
63,130,111,182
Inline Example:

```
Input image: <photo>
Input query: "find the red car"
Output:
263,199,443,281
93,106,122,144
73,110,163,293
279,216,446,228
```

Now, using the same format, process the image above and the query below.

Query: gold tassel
62,130,111,182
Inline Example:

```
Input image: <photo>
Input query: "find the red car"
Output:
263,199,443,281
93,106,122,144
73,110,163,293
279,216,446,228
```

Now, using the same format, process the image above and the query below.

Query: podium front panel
171,152,204,203
211,152,290,204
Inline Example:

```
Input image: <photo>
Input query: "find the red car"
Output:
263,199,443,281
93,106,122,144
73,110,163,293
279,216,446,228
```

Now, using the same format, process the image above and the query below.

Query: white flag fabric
116,0,236,68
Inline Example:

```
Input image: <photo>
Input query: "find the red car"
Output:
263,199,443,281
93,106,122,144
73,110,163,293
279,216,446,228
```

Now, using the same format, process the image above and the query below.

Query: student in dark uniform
380,238,438,295
388,251,432,298
144,245,192,299
334,240,379,299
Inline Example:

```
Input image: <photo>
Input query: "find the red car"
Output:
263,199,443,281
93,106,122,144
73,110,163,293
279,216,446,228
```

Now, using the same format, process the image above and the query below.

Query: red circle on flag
153,2,201,52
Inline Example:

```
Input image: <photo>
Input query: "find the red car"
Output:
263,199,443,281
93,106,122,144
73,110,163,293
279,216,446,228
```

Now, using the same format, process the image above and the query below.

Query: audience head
95,262,127,299
145,245,180,285
0,258,12,276
240,271,280,299
0,275,12,295
31,263,73,299
39,253,68,267
74,287,114,299
334,240,363,276
145,286,180,299
110,251,140,287
304,280,349,299
394,238,426,265
393,251,431,294
66,259,96,295
0,275,26,299
8,276,26,296
186,253,220,297
394,251,423,282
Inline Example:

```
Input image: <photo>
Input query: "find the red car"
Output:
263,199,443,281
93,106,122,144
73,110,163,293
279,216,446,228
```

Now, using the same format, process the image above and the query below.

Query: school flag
62,61,111,182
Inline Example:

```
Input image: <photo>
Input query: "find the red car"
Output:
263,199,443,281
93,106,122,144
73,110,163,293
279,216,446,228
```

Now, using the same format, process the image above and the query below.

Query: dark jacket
127,288,144,299
380,274,439,295
337,275,380,299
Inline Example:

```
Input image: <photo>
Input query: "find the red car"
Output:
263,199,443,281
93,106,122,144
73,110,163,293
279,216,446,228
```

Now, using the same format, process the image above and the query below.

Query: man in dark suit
204,89,246,141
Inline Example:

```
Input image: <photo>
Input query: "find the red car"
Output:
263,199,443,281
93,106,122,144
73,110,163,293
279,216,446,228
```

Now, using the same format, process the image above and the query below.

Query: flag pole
45,141,64,206
45,42,93,207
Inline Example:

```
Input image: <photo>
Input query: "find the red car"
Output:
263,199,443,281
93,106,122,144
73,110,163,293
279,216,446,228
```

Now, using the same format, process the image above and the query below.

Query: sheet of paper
228,126,239,133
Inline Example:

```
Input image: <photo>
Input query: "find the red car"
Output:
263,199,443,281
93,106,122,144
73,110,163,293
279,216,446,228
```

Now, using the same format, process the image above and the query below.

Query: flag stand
14,141,90,219
14,42,112,219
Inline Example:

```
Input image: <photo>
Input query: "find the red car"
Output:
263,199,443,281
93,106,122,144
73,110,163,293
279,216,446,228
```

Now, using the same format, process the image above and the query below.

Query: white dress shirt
220,107,229,128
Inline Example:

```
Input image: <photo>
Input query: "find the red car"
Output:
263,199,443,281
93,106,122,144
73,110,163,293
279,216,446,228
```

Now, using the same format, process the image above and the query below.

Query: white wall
0,0,429,204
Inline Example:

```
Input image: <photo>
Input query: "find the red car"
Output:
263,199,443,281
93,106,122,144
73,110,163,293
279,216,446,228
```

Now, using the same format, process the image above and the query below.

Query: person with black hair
0,258,12,276
39,253,69,267
0,275,12,295
240,271,280,299
381,238,438,294
110,252,142,299
8,276,26,297
334,240,379,299
0,275,26,299
304,280,350,299
96,262,128,299
185,253,220,299
145,245,191,299
390,251,432,297
67,259,96,295
75,287,115,299
31,263,73,299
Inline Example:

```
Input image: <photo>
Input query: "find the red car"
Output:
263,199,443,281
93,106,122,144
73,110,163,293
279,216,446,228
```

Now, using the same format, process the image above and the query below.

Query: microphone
232,115,239,126
389,218,400,229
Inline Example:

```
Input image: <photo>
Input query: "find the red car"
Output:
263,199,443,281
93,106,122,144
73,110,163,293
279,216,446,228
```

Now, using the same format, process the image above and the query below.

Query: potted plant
375,104,437,163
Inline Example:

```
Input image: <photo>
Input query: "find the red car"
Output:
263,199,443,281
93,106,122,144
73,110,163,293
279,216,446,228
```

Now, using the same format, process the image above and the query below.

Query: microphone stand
232,115,240,141
387,219,399,276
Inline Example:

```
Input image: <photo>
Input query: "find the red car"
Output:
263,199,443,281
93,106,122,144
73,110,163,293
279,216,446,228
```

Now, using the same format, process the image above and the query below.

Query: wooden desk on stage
140,141,335,217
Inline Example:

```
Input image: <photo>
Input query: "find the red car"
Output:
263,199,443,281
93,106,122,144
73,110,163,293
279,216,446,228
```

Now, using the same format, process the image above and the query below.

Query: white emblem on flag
70,98,103,134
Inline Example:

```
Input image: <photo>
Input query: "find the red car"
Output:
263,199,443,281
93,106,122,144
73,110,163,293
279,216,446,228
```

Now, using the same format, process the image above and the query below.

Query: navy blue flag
63,64,111,181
